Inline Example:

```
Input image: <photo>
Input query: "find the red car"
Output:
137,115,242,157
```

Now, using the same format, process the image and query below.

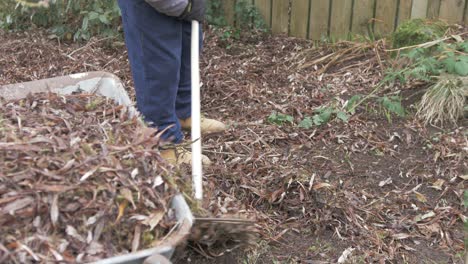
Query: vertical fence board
351,0,375,35
465,1,468,24
411,0,429,18
256,0,272,27
290,0,310,38
271,0,290,34
439,0,465,23
398,0,413,26
309,0,330,40
427,0,441,18
223,0,236,25
375,0,398,34
221,0,465,39
329,0,353,39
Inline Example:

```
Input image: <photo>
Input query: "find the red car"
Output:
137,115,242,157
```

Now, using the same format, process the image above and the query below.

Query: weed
268,112,293,126
299,102,351,129
378,95,406,117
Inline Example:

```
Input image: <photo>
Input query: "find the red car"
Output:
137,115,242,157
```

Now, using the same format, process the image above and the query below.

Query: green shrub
0,0,121,41
393,19,448,48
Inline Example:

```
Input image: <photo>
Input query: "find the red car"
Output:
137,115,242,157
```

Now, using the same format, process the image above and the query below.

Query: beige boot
179,116,226,134
160,146,211,166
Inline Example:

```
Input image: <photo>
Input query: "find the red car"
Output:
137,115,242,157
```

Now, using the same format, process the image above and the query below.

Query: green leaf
443,57,456,74
336,111,349,122
88,11,99,20
380,96,405,117
312,107,333,126
267,112,293,125
459,42,468,53
99,14,109,25
298,117,313,129
345,95,362,113
454,60,468,76
81,16,89,31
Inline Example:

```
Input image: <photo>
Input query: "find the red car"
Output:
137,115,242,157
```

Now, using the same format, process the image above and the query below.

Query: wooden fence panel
290,0,310,38
271,0,290,34
329,0,353,39
439,0,465,23
398,0,413,26
220,0,466,39
465,1,468,24
223,0,236,25
375,0,398,34
309,0,330,40
256,0,272,27
427,0,442,18
411,0,429,18
351,0,375,35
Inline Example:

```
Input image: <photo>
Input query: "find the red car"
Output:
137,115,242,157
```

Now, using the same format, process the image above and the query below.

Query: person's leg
175,20,201,120
118,0,184,143
176,22,226,134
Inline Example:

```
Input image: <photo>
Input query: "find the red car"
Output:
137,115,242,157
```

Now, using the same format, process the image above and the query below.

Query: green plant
268,112,293,126
206,0,227,27
0,0,121,41
206,0,266,32
392,19,448,49
234,0,266,31
299,106,349,129
378,96,405,117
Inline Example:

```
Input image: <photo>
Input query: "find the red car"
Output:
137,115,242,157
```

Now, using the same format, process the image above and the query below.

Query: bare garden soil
0,27,466,263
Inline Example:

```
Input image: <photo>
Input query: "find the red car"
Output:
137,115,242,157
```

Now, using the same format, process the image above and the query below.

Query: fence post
375,0,399,35
256,0,272,27
271,0,290,34
223,0,236,25
351,0,375,36
309,0,330,40
329,0,353,40
439,0,466,24
290,0,310,38
397,0,413,27
427,0,441,19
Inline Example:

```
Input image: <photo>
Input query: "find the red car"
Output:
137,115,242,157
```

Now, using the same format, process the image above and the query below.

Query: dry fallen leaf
378,177,392,187
66,225,85,243
143,210,165,231
430,179,445,190
392,233,411,240
120,188,136,209
2,197,34,214
50,194,59,226
414,191,427,203
313,182,332,190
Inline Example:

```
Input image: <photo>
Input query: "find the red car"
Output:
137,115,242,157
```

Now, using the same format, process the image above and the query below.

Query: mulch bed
0,27,465,263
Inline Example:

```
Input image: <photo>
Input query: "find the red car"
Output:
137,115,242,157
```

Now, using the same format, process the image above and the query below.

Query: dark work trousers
117,0,202,144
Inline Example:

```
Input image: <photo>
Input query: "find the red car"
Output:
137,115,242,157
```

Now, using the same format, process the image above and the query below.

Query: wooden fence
219,0,468,40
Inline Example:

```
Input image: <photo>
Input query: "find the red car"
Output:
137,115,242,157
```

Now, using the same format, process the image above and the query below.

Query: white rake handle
191,20,203,201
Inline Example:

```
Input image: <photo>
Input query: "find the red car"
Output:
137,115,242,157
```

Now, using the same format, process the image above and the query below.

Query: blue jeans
118,0,202,143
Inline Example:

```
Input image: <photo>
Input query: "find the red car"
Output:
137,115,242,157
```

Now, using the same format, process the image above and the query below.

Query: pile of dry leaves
0,93,179,263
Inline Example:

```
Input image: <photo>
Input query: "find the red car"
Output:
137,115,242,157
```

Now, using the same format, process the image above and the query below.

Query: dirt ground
0,27,466,263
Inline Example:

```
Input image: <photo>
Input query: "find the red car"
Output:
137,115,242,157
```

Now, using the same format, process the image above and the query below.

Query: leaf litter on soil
0,92,180,263
0,28,466,263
